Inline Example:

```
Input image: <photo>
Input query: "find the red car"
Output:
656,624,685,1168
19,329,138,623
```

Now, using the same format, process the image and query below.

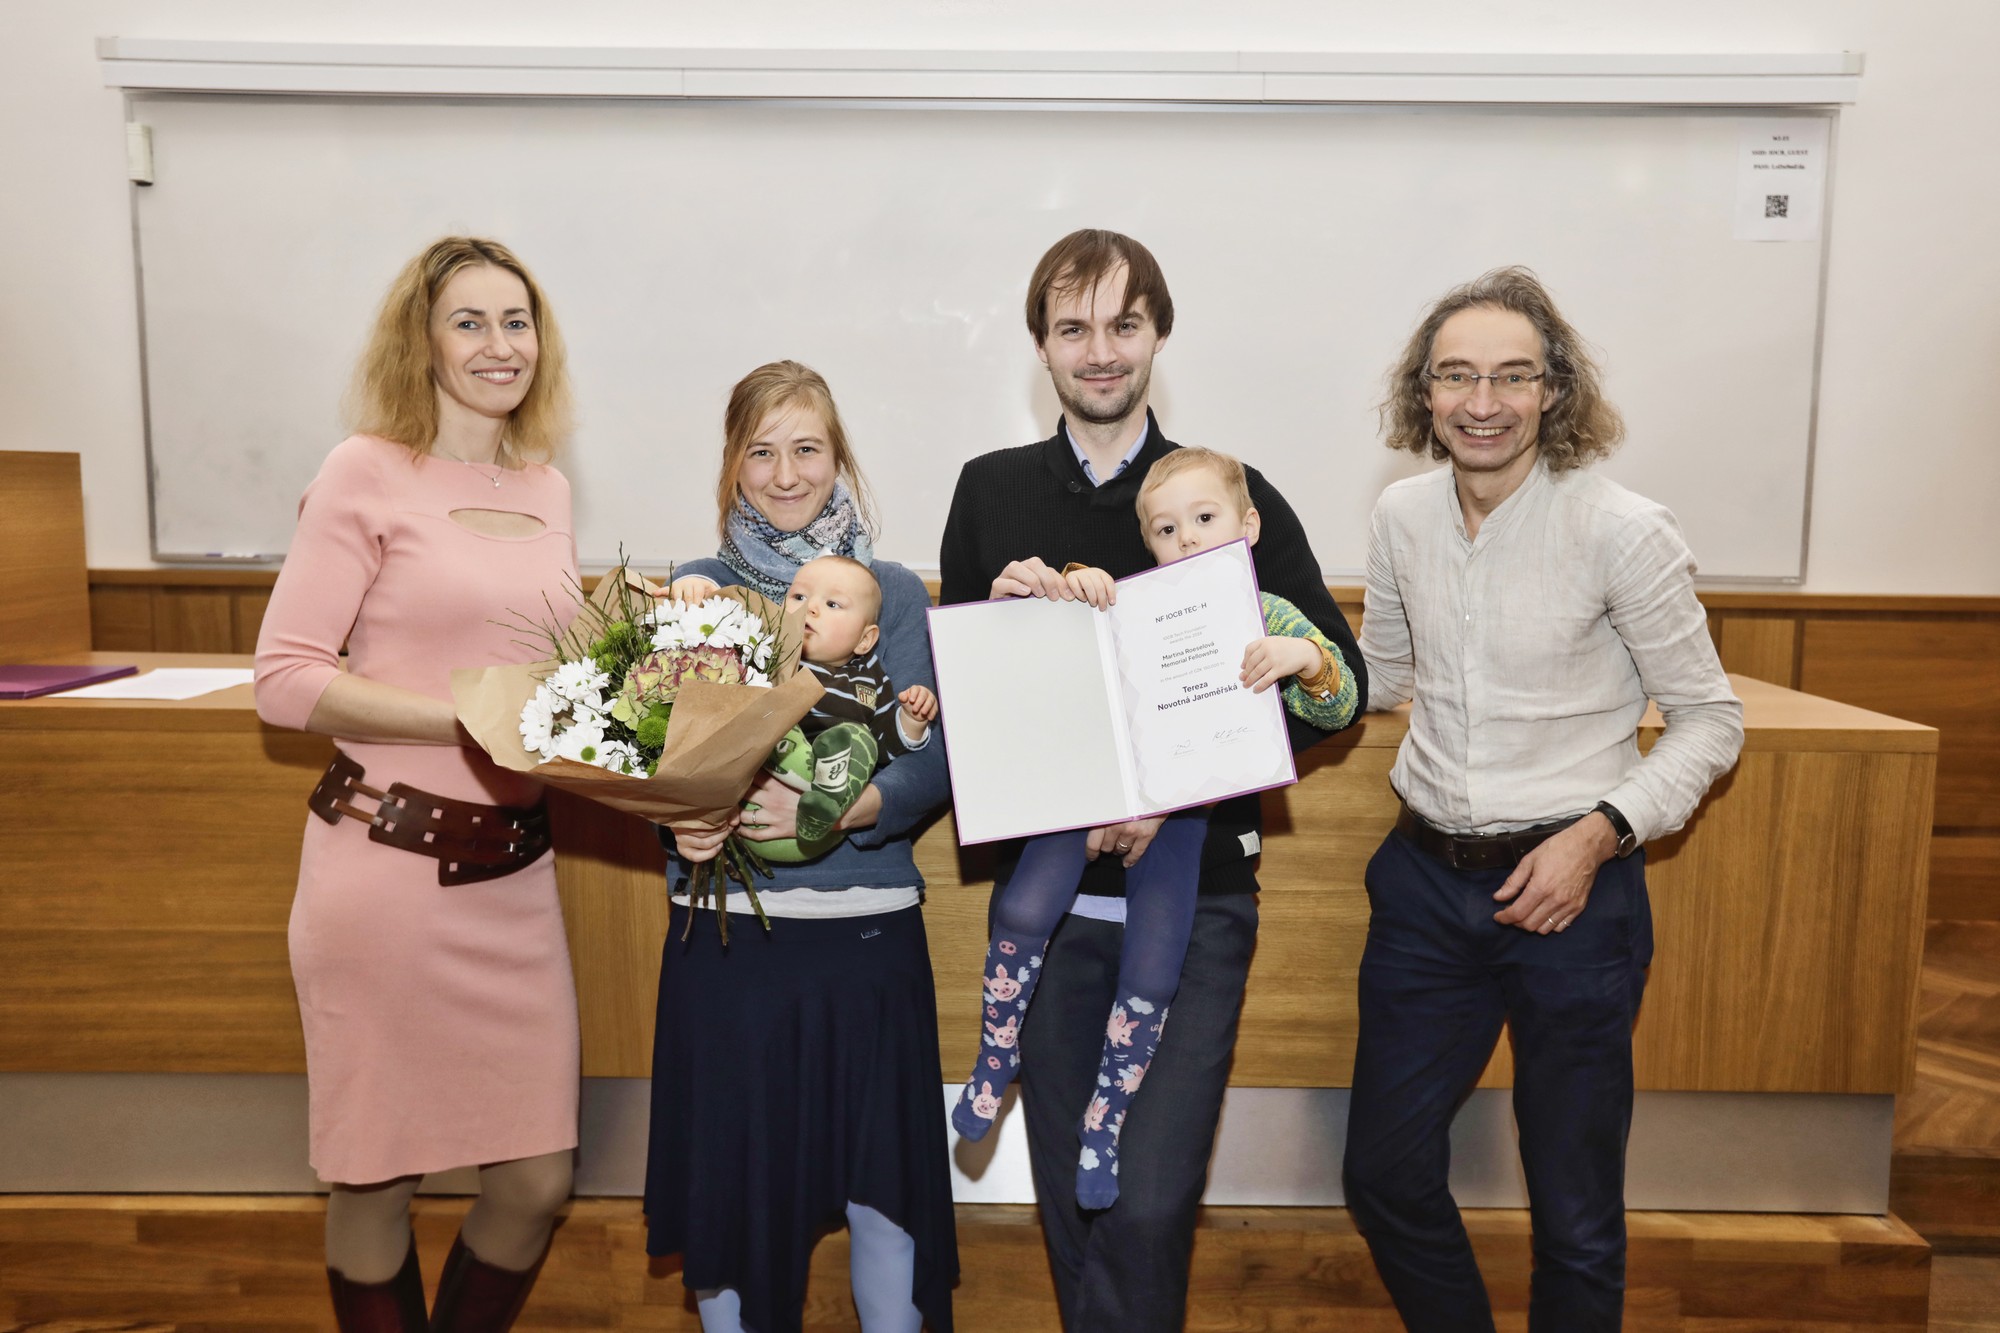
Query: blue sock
1075,989,1170,1210
952,929,1044,1140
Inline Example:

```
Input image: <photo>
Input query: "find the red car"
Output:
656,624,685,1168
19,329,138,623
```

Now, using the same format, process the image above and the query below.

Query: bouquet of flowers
452,561,824,941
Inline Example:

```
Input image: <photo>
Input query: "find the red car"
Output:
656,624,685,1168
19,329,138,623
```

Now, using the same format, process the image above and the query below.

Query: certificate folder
926,540,1296,845
0,663,139,699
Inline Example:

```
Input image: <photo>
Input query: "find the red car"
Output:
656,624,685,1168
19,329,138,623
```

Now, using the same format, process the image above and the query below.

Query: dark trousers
1017,893,1257,1332
1343,830,1653,1333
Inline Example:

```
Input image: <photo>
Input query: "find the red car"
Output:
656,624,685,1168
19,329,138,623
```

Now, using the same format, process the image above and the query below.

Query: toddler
952,448,1357,1208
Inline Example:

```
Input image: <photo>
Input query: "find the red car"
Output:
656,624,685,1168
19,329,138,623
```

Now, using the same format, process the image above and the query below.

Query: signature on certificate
1172,726,1252,759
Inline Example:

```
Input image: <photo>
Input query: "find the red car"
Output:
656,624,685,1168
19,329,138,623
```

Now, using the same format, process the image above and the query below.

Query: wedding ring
1116,842,1132,852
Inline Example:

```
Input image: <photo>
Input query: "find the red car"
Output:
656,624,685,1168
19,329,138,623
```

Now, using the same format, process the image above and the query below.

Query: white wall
4,0,1994,594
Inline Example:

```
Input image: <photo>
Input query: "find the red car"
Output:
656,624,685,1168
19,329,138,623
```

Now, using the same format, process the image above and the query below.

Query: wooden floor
1894,921,2000,1255
0,1196,1939,1331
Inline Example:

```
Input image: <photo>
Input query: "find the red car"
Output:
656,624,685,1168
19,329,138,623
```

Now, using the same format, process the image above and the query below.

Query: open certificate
927,539,1296,845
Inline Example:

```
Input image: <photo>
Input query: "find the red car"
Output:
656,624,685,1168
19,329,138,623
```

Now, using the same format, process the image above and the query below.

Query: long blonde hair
715,361,877,540
348,236,572,462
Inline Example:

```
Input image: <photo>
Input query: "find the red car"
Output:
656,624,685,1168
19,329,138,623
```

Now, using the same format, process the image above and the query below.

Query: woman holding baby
645,360,957,1333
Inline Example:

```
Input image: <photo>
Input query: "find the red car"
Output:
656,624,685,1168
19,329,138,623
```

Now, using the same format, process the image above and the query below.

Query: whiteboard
131,95,1828,578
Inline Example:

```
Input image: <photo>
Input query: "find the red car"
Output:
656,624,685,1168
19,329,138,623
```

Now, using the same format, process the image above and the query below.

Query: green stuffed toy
744,722,879,863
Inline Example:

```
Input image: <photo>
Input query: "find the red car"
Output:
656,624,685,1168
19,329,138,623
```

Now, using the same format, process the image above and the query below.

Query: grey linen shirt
1360,461,1744,845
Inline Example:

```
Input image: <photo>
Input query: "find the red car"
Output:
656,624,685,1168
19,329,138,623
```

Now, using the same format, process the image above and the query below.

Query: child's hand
898,684,938,725
1063,566,1117,610
663,574,720,604
1241,635,1325,694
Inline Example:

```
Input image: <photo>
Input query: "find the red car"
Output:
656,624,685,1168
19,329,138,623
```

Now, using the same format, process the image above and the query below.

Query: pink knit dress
254,434,580,1185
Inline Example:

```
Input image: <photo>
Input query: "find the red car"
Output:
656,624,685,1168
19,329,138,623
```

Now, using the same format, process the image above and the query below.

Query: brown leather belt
1394,804,1581,873
307,752,550,886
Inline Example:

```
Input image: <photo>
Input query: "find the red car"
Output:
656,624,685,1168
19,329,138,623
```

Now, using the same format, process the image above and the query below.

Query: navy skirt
643,902,957,1333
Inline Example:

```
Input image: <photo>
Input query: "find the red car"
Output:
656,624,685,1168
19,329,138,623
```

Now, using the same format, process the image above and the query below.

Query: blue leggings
695,1201,919,1333
998,815,1208,1001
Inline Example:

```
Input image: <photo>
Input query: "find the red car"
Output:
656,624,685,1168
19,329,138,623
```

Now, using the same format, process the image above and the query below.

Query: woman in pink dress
255,237,580,1331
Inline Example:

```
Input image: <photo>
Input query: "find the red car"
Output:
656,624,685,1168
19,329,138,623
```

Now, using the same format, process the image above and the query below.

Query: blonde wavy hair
1380,266,1623,473
348,236,572,463
714,361,878,542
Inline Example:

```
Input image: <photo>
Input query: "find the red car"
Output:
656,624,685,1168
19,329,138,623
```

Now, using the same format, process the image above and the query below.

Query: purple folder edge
0,663,141,699
924,538,1299,846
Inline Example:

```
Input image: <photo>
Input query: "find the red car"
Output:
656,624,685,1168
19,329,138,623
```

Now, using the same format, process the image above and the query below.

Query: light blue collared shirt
1064,419,1149,487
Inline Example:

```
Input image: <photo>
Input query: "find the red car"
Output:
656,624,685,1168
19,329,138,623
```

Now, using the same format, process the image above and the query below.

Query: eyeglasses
1426,369,1547,398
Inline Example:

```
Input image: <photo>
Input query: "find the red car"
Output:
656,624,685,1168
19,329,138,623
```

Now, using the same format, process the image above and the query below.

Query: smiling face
429,264,537,425
1139,463,1261,566
1035,263,1166,430
786,556,881,664
1425,305,1557,492
735,399,838,533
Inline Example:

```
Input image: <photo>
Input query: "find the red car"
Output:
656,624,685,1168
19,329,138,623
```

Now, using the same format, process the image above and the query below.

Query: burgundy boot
427,1232,547,1331
327,1236,427,1331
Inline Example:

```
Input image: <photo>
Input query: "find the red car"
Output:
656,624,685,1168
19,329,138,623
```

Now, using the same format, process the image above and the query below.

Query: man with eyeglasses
1345,266,1743,1331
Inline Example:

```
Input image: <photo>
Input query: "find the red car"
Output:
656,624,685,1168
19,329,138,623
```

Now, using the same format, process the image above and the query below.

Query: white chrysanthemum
547,658,611,703
519,685,561,756
650,604,696,650
552,719,608,764
596,739,647,775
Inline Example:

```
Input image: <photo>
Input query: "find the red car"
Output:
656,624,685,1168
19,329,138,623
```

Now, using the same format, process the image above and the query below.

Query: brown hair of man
1024,229,1176,345
1380,266,1625,473
349,236,572,463
794,553,883,624
714,360,878,542
1135,446,1254,522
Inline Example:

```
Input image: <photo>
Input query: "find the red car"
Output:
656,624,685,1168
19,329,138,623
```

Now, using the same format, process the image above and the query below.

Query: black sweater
938,412,1368,897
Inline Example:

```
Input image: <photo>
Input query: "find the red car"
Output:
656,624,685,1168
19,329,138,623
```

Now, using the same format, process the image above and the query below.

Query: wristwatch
1592,801,1640,859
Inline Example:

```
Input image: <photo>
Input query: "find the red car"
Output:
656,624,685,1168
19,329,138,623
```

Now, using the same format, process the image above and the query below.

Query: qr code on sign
1765,194,1790,219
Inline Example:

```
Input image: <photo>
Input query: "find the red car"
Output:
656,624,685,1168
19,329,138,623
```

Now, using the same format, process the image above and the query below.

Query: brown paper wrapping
451,575,823,826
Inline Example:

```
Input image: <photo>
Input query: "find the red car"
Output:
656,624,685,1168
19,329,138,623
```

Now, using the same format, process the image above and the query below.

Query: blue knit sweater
662,556,948,892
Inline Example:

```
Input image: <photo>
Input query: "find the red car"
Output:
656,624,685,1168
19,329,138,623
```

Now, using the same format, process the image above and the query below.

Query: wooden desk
0,658,1935,1094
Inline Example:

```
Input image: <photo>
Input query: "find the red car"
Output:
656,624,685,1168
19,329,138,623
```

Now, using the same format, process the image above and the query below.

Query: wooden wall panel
88,585,155,652
0,452,90,658
1715,613,1802,688
1798,618,2000,830
156,587,238,653
1928,836,2000,922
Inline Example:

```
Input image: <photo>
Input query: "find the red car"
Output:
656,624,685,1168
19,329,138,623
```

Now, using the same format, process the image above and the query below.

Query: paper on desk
58,667,256,700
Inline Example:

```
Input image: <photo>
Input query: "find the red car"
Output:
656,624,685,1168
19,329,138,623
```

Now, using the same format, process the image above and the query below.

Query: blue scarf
718,482,875,601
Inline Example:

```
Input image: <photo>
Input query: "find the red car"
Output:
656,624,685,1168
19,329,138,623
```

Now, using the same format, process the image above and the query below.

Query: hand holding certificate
927,539,1295,845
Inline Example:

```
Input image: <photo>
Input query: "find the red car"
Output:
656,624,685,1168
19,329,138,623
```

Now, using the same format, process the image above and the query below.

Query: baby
952,447,1355,1208
778,554,937,846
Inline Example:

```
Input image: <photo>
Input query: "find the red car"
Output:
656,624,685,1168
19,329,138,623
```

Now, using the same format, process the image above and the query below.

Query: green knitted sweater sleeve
1260,591,1360,732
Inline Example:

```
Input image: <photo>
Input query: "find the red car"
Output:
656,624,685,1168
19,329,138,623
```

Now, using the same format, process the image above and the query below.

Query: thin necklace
437,448,503,488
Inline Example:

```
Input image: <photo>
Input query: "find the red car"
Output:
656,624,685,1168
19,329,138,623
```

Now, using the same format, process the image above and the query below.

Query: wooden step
1892,1149,2000,1255
0,1197,1930,1331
